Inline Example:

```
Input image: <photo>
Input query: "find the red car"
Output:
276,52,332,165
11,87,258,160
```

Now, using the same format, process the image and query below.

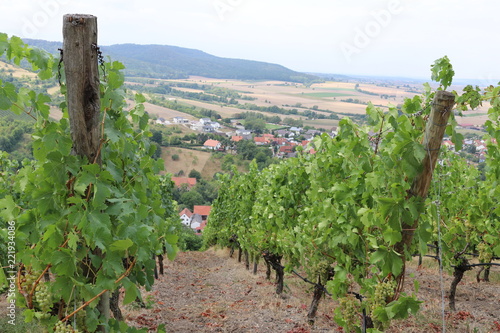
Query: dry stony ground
1,248,498,332
122,248,500,333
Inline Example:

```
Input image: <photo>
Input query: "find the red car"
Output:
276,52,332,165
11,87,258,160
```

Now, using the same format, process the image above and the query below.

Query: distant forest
23,39,322,84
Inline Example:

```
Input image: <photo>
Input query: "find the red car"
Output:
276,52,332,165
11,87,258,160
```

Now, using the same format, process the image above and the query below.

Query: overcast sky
1,0,498,83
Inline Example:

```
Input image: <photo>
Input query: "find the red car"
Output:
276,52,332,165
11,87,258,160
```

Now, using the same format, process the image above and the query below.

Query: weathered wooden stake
63,14,109,329
395,90,455,280
63,14,101,164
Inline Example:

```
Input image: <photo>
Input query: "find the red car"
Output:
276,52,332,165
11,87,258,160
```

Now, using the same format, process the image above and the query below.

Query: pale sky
0,0,499,83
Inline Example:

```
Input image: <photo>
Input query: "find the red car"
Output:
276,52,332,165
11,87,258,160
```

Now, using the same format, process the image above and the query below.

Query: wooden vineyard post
394,90,455,285
62,14,109,329
63,14,101,164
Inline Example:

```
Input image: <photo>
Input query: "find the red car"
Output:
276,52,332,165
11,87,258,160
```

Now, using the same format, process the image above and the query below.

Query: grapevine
205,56,500,331
0,33,180,332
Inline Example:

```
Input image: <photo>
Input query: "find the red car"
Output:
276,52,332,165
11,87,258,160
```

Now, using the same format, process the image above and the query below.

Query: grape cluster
369,280,396,317
20,270,53,319
20,270,38,294
313,260,332,284
337,296,360,331
478,242,492,263
54,321,81,333
34,283,52,313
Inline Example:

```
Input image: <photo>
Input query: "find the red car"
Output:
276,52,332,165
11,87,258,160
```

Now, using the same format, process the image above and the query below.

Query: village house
194,205,211,221
203,139,221,150
278,145,295,158
272,137,288,146
178,206,212,234
202,125,215,133
179,208,193,227
275,129,290,137
193,206,211,234
190,214,203,233
254,136,270,146
236,129,252,136
155,117,171,126
173,116,189,124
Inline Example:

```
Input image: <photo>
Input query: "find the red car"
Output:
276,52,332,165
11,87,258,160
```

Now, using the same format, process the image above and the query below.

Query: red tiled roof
262,134,275,138
179,208,193,217
279,146,294,153
254,137,270,144
194,205,211,216
231,136,243,142
172,177,197,188
204,139,220,147
272,138,288,145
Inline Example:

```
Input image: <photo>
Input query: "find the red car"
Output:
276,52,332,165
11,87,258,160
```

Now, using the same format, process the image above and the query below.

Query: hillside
22,39,320,83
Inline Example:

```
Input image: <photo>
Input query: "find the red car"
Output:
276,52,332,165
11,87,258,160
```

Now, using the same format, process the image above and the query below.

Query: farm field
160,147,222,179
0,61,37,79
139,76,491,128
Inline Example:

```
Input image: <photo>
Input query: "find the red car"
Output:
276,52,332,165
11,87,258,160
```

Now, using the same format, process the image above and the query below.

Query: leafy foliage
0,34,180,332
205,57,500,330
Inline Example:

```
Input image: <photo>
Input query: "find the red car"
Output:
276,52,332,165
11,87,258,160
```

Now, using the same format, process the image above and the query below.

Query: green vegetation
1,34,180,333
265,123,286,130
24,39,322,83
173,178,219,211
0,118,32,153
0,311,43,332
177,226,203,251
205,57,500,331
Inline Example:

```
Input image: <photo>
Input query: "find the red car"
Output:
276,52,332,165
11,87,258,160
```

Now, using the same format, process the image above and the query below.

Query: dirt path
124,248,500,333
1,248,498,332
125,248,336,332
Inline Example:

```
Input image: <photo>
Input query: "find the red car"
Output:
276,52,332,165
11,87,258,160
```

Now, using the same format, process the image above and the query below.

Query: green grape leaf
0,82,17,110
431,56,454,90
110,239,134,252
122,279,140,305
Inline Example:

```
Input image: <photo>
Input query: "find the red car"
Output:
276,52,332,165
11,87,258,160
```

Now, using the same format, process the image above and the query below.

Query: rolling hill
22,39,320,83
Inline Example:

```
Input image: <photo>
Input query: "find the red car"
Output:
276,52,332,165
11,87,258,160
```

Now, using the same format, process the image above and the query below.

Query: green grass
300,92,354,98
0,310,43,333
266,123,286,130
302,118,339,129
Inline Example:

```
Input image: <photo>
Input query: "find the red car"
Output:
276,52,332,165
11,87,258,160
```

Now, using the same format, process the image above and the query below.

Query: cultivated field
0,61,37,79
160,147,221,179
142,76,491,129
